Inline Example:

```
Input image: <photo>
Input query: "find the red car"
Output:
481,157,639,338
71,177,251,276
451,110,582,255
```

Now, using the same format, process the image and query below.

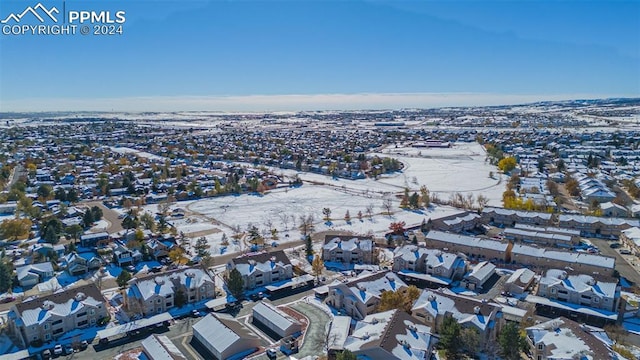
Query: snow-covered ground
90,220,109,232
128,143,503,258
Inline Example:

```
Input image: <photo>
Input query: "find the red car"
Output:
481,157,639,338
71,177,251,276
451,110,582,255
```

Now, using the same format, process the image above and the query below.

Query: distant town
0,97,639,360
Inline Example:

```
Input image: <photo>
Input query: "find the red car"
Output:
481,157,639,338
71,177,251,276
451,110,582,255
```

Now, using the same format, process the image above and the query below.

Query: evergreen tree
0,258,13,293
194,236,210,257
438,316,462,360
83,210,94,228
499,322,527,360
336,350,357,360
226,268,244,300
116,270,132,288
305,235,313,257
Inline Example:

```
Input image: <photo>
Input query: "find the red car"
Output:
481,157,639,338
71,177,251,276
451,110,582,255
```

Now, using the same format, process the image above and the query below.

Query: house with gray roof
392,245,466,286
15,262,54,288
411,289,503,349
322,236,375,265
326,271,408,320
504,268,536,295
343,309,437,360
536,269,620,312
192,313,260,360
526,317,616,360
126,267,215,317
461,261,496,291
7,283,107,348
227,250,293,290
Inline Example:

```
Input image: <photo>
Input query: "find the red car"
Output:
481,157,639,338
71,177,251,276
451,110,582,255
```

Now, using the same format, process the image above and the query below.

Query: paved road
587,237,640,287
84,201,124,234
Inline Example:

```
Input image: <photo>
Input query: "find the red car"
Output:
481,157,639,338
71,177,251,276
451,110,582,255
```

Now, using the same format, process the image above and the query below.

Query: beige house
536,269,619,312
326,271,408,320
392,245,466,286
7,284,108,348
227,251,293,290
322,236,375,264
126,267,215,317
411,289,503,349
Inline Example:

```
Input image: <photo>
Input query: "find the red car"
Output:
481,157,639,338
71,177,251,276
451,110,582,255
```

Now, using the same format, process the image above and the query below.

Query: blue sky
0,0,638,111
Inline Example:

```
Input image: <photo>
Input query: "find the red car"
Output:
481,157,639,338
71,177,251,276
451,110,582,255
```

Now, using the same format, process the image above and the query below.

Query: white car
53,344,63,356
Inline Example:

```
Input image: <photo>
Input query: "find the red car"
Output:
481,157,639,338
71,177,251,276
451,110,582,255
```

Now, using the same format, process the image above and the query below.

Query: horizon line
1,92,638,113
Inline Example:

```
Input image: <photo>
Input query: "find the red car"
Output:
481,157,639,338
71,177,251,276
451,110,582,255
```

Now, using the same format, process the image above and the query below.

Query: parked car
126,265,136,272
610,243,621,249
53,344,63,356
620,249,632,255
41,349,52,360
78,340,89,350
64,344,74,355
266,349,277,359
191,309,201,317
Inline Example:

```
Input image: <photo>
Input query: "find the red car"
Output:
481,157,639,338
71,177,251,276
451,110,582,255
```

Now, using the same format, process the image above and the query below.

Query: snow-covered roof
252,300,301,333
411,289,501,332
425,231,509,252
131,268,213,301
192,314,259,355
141,334,186,360
540,269,618,299
510,244,616,270
324,237,373,252
526,317,614,360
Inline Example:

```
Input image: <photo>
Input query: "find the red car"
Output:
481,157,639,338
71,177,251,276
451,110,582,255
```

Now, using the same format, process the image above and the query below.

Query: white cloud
0,92,628,112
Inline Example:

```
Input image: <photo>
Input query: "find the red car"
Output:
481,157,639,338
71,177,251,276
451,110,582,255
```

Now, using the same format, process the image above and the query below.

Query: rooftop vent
74,292,86,302
248,260,256,266
385,273,395,281
408,324,418,332
427,294,436,302
474,306,481,314
362,332,370,340
357,284,366,292
270,256,276,262
155,277,165,285
42,300,55,311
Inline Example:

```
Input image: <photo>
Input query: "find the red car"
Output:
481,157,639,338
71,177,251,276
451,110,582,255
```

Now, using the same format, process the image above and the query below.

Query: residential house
113,244,140,266
526,317,616,360
227,251,293,290
15,262,54,287
0,202,17,215
601,202,629,218
392,245,466,287
147,238,173,261
411,289,503,349
7,284,107,348
621,227,640,256
80,232,110,247
126,267,215,317
62,252,88,276
558,215,639,238
322,236,375,265
326,271,408,320
341,309,437,360
536,269,620,312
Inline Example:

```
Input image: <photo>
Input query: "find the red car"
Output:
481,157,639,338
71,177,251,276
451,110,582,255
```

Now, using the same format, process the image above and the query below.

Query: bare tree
366,204,374,219
299,214,316,237
278,213,290,231
381,197,393,216
476,194,489,212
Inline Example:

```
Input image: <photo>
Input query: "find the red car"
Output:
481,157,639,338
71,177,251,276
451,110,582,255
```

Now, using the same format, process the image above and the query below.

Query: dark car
610,243,622,249
266,349,277,359
41,349,52,360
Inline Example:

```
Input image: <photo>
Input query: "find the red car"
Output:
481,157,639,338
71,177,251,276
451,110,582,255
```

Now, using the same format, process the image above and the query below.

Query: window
538,344,544,350
45,334,51,340
157,299,162,304
77,320,88,327
166,302,173,307
90,309,95,315
44,324,49,330
550,288,556,294
52,319,62,325
157,308,162,313
77,312,87,317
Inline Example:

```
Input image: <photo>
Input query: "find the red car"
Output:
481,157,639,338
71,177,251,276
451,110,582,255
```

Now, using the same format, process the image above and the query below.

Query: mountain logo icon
1,3,59,24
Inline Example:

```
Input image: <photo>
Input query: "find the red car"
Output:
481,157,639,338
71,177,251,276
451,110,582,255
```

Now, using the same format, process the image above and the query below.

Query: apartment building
326,271,408,320
322,236,375,264
510,244,616,277
482,207,553,227
7,284,107,348
620,227,640,256
126,267,215,317
227,250,293,290
536,269,619,312
424,231,511,262
392,245,466,286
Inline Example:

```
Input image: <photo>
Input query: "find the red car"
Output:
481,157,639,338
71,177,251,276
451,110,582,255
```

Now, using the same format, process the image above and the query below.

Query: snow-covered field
129,142,504,257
